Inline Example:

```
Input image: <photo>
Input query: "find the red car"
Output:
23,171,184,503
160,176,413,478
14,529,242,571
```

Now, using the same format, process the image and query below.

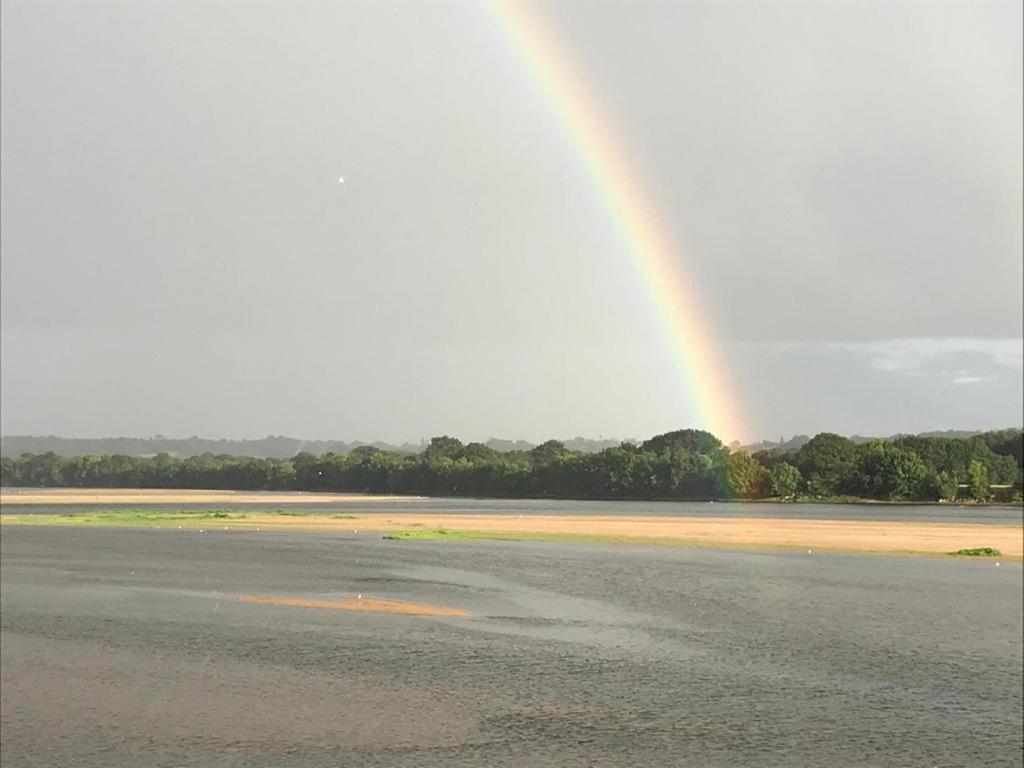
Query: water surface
2,526,1021,766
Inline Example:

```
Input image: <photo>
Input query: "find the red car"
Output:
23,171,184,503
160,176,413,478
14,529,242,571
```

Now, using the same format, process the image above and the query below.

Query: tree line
2,429,1021,503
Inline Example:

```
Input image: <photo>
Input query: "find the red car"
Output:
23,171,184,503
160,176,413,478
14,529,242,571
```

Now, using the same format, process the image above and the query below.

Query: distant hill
909,430,991,440
743,430,1003,455
0,434,631,458
561,437,634,453
0,435,421,459
742,435,812,454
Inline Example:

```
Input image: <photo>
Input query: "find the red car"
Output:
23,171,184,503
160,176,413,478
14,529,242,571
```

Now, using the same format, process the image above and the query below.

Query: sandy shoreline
3,489,1020,558
4,508,1020,557
244,513,1024,557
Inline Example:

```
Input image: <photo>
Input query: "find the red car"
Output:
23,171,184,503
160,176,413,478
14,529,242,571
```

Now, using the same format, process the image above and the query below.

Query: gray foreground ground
2,525,1021,767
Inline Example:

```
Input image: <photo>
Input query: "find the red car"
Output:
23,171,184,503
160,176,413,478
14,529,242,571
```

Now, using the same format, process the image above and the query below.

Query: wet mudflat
2,526,1021,767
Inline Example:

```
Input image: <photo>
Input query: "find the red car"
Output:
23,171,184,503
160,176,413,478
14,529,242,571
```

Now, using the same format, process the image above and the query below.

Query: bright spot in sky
338,176,345,183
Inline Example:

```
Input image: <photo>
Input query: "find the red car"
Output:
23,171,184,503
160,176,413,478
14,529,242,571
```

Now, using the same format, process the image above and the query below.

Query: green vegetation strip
951,547,1002,557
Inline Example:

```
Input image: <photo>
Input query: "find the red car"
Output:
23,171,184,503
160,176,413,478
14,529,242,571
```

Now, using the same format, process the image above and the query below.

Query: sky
1,0,1021,446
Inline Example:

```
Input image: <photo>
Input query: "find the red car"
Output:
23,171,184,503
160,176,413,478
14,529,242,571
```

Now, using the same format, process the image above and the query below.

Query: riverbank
1,487,1019,508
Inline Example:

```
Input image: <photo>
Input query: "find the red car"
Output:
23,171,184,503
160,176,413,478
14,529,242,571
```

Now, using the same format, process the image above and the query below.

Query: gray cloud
1,0,1020,443
732,338,1022,439
829,338,1022,376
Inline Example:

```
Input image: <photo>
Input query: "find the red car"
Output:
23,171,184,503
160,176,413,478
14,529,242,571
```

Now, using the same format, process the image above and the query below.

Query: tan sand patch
232,594,468,617
235,513,1024,558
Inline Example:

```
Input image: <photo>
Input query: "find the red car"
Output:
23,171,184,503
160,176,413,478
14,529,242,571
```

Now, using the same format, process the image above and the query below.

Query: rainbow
487,1,745,444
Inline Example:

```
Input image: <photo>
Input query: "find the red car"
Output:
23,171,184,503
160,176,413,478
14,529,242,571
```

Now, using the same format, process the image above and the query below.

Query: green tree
460,442,500,463
423,436,463,463
930,471,958,501
893,434,1019,485
854,441,931,500
267,460,296,490
770,462,803,498
967,459,990,501
350,445,381,457
721,450,770,499
0,455,17,486
981,429,1023,469
793,433,858,496
641,429,724,458
752,448,788,470
529,440,567,465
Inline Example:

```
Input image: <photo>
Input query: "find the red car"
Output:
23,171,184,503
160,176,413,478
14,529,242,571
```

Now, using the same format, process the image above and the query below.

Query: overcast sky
2,0,1021,445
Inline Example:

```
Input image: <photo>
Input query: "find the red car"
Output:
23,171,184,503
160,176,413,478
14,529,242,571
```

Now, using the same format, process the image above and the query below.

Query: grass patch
951,547,1002,557
0,508,247,527
80,508,243,522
